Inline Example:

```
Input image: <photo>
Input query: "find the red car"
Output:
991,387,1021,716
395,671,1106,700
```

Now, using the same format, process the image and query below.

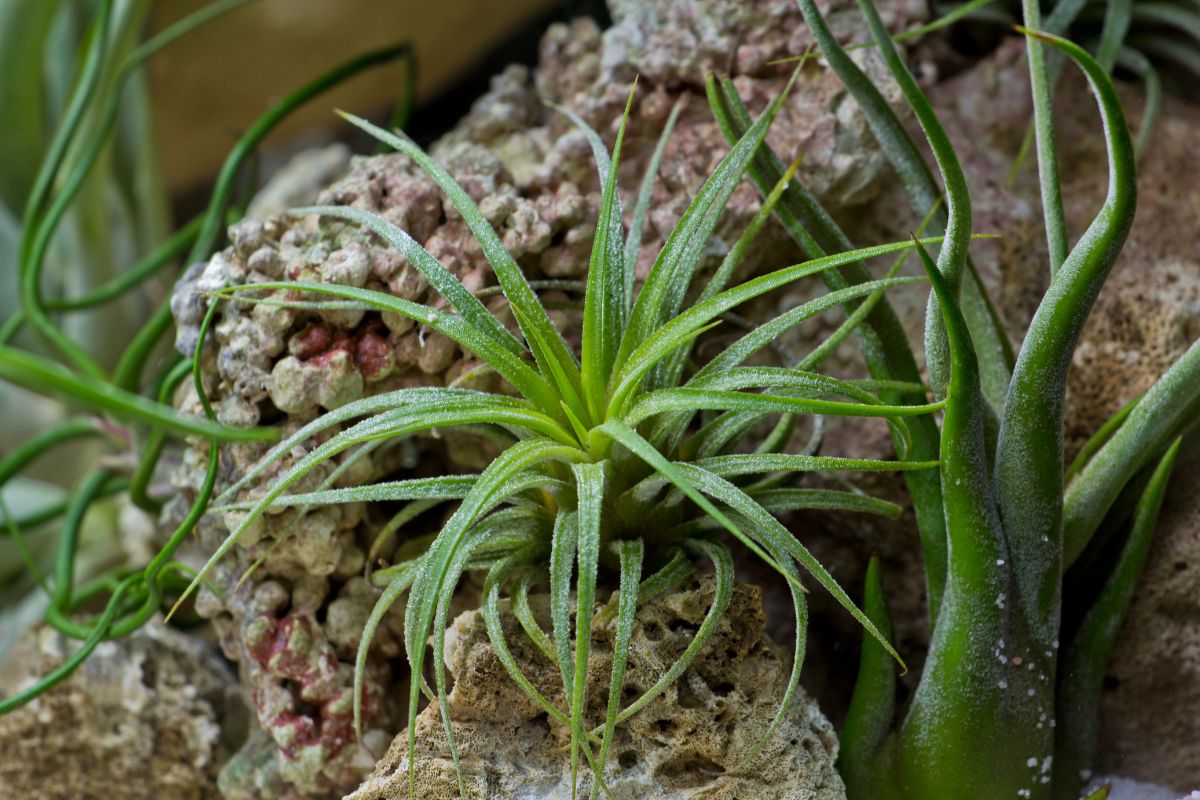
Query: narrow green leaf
482,555,572,726
590,537,643,798
671,462,904,668
616,70,797,376
594,539,734,729
1096,0,1133,72
836,557,896,797
997,30,1136,632
1064,338,1200,564
0,344,274,443
1056,439,1180,800
731,535,806,771
1115,47,1161,161
218,281,564,419
708,77,952,620
354,561,420,739
513,568,556,664
336,111,584,411
1016,2,1069,274
579,92,634,421
569,462,606,793
624,99,683,299
855,0,972,397
294,204,525,356
626,387,943,426
550,508,579,708
611,237,946,417
403,439,586,796
216,386,496,502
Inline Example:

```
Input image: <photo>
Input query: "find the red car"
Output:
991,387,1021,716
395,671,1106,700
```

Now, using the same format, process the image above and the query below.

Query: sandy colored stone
0,621,246,800
345,577,845,800
1096,446,1200,792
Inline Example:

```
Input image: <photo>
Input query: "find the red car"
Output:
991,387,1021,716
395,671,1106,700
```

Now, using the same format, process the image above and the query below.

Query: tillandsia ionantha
705,1,1200,798
0,0,415,712
161,67,981,795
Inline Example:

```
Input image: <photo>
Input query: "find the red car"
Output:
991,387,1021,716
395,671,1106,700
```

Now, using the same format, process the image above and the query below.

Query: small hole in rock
1103,674,1121,690
618,751,638,769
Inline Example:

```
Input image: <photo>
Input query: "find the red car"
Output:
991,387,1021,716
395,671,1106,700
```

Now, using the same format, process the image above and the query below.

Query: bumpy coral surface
168,1,923,795
346,578,846,800
0,622,245,800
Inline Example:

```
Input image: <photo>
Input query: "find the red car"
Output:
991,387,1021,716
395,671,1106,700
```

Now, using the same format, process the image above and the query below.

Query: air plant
704,1,1200,797
2,2,1196,800
167,72,971,794
0,0,414,710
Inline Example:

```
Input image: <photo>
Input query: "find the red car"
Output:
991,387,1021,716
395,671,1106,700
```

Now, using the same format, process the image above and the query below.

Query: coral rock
0,622,245,800
345,578,846,800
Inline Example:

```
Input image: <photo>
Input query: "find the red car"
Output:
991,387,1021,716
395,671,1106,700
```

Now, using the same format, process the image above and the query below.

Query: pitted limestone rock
345,578,846,800
0,621,245,800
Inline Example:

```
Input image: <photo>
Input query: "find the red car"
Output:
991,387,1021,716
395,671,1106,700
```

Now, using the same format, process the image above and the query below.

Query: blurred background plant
0,0,176,659
0,0,569,687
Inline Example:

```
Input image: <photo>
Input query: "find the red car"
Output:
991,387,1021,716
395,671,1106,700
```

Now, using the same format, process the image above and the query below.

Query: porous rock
1096,446,1200,791
0,621,246,800
345,577,846,800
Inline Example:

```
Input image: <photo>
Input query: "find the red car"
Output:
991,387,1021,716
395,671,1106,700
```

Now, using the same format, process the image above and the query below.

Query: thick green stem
895,240,1052,799
995,31,1136,644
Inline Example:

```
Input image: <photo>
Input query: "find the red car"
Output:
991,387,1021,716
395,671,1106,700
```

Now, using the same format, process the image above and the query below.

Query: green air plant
170,82,968,796
0,0,415,711
709,1,1200,798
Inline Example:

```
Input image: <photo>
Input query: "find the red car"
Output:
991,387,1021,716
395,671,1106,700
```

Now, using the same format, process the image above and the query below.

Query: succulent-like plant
177,81,962,794
707,1,1200,798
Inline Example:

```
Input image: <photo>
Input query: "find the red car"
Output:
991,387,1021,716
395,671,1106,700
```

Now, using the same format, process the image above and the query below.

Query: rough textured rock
1097,445,1200,791
166,1,924,795
345,577,845,800
0,622,246,800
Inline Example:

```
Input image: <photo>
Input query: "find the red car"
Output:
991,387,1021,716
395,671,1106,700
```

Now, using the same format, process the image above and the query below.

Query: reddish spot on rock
356,329,392,378
290,324,332,359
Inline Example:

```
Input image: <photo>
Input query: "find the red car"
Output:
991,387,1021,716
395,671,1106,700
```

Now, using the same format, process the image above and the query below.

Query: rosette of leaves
178,81,958,795
710,1,1200,798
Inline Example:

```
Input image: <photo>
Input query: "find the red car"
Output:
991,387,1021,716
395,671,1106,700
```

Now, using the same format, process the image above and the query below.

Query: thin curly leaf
403,440,586,795
671,462,904,667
